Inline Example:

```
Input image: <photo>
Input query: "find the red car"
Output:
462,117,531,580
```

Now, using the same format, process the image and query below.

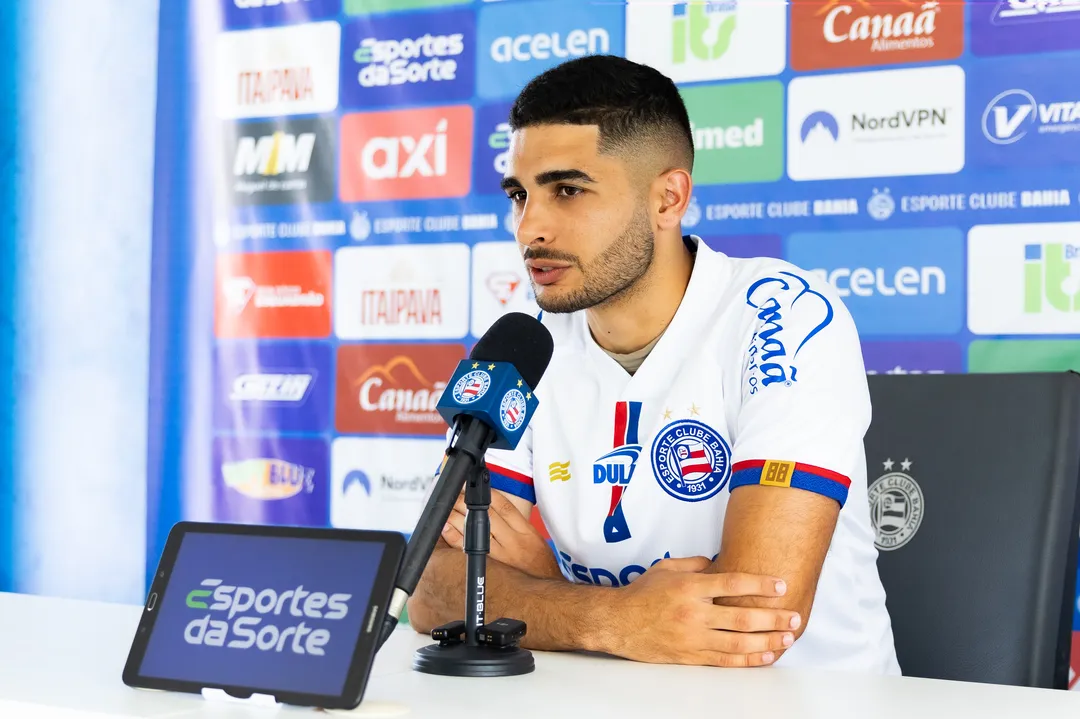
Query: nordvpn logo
800,111,839,143
184,578,353,656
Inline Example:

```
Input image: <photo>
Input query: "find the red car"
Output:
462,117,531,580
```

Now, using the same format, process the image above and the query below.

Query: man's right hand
601,557,801,667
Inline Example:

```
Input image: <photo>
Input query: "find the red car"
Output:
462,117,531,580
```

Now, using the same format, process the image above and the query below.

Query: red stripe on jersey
613,401,628,448
732,459,852,489
486,462,533,487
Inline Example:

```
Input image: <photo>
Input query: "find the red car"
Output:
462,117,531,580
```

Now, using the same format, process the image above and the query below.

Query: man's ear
655,168,693,233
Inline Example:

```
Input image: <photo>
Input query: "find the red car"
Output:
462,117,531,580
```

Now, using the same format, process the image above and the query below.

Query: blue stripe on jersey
626,401,642,445
729,466,849,507
490,469,536,504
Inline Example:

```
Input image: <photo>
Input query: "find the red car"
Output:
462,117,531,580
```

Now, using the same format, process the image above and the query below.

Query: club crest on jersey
651,419,731,502
593,401,643,543
744,271,833,395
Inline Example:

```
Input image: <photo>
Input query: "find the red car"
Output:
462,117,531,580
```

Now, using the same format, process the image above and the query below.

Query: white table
1,591,1077,718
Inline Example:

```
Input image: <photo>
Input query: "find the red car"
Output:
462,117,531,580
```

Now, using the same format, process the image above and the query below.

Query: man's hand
442,491,563,581
603,557,801,667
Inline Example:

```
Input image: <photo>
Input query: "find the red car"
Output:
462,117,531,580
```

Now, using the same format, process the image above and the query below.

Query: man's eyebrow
499,169,597,192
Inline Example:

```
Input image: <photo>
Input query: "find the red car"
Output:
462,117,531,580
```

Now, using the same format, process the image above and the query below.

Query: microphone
377,312,554,649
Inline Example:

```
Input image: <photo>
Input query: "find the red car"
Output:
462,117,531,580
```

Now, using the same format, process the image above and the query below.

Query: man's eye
506,190,526,203
557,186,583,198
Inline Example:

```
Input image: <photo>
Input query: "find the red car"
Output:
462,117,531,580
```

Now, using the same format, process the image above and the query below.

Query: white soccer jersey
485,236,900,674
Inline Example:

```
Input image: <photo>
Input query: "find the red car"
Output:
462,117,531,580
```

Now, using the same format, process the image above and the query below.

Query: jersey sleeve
484,424,536,504
728,269,870,508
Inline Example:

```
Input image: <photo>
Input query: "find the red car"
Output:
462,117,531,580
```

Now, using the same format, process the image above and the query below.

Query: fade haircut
508,55,695,172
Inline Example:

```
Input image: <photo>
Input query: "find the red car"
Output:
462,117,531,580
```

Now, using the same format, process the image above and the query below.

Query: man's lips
525,259,572,287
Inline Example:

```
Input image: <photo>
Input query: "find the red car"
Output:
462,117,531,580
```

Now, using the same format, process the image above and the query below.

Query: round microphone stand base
413,642,534,677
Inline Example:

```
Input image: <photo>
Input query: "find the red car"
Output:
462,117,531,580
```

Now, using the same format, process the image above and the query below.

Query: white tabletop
0,591,1078,718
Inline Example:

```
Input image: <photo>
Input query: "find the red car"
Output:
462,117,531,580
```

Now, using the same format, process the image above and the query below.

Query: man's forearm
407,546,615,652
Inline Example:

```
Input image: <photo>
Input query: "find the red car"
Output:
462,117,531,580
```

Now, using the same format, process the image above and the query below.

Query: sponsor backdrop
149,0,1080,679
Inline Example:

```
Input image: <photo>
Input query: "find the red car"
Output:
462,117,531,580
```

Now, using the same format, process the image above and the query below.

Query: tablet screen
137,531,384,698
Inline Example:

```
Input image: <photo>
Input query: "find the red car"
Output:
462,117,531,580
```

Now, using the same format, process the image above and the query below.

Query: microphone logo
451,369,492,405
499,389,528,432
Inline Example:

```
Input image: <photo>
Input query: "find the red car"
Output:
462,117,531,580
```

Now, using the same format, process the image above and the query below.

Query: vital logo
982,89,1080,145
672,1,737,64
229,373,314,403
221,458,316,500
744,272,834,393
226,118,335,205
183,579,352,656
340,106,473,201
593,401,643,544
1024,243,1080,313
342,10,475,108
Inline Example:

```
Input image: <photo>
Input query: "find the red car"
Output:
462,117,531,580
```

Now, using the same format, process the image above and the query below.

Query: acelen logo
225,117,336,205
216,22,340,119
335,343,465,436
339,105,473,202
215,250,332,338
786,228,965,336
477,0,624,100
625,0,786,83
341,10,475,109
790,0,963,71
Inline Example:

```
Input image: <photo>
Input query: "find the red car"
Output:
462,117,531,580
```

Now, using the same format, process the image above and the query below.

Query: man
408,55,899,674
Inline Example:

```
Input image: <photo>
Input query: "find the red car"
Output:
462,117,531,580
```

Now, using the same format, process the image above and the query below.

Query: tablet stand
413,465,535,677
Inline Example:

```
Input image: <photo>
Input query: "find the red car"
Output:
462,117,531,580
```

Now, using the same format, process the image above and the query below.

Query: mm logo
672,1,736,64
234,132,315,176
1024,243,1080,313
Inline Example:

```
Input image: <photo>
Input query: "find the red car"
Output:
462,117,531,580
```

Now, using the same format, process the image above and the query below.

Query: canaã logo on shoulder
184,579,353,656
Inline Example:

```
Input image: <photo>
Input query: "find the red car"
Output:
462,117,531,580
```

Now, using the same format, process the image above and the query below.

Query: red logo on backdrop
335,344,466,436
215,250,332,339
339,105,473,202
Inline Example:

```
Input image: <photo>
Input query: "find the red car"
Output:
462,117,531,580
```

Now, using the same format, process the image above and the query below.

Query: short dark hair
509,55,694,171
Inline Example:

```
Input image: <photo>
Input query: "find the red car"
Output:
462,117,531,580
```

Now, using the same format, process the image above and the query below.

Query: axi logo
340,106,473,201
341,10,475,109
672,1,736,64
593,401,643,544
1025,243,1080,313
184,579,352,656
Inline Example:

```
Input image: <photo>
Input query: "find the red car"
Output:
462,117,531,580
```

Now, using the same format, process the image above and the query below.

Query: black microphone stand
413,464,534,677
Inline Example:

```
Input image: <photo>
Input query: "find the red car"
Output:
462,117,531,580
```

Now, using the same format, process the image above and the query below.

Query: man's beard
529,208,655,314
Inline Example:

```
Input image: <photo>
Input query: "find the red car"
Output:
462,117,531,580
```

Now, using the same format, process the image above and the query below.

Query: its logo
868,458,924,551
593,401,643,543
651,419,731,502
499,389,528,432
221,458,315,500
867,188,895,220
183,578,352,656
453,369,491,404
342,10,474,108
548,461,571,482
800,111,839,142
991,0,1080,24
672,1,737,64
340,106,473,201
744,272,834,393
1024,243,1080,313
343,469,372,495
230,373,314,403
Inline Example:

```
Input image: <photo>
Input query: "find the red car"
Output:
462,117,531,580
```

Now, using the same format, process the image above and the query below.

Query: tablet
122,521,404,710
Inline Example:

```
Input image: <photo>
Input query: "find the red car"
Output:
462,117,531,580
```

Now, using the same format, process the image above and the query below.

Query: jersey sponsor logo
744,271,834,392
790,0,963,71
216,22,340,119
453,370,492,404
625,0,786,83
558,551,673,587
334,344,463,436
787,66,965,181
213,437,329,526
477,0,624,100
499,389,528,431
548,460,571,482
593,401,643,543
215,250,332,339
971,0,1080,56
339,105,473,201
341,10,475,109
651,419,732,502
869,458,924,551
967,59,1080,169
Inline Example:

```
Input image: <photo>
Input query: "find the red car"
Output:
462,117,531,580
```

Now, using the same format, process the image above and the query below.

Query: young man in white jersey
409,55,899,673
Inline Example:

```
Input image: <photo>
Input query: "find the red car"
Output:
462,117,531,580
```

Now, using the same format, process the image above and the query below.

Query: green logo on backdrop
186,588,212,609
1024,243,1080,313
680,81,783,185
345,0,471,14
968,341,1080,373
673,2,736,64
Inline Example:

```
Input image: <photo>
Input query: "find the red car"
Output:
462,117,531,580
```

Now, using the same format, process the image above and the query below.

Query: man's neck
586,235,695,355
